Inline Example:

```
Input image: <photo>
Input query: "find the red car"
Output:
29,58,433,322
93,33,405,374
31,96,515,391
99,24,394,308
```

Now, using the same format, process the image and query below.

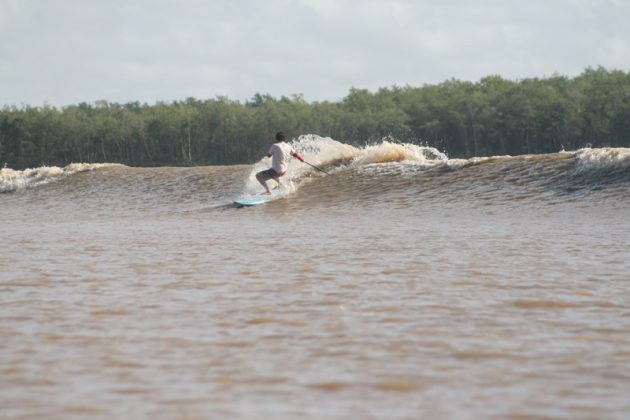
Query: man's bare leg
256,172,272,194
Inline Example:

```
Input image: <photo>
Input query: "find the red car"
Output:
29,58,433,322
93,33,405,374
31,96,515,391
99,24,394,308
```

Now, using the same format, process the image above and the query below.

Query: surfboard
234,189,285,207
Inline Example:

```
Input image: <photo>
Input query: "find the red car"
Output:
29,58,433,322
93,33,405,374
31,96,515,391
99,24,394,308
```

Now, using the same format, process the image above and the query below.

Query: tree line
1,67,629,169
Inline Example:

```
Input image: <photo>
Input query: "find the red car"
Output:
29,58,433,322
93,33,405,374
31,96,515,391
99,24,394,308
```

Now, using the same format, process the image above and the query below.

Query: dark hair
275,132,285,141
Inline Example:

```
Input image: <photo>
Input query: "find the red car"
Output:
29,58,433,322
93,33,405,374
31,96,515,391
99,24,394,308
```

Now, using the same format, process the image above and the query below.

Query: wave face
4,135,628,213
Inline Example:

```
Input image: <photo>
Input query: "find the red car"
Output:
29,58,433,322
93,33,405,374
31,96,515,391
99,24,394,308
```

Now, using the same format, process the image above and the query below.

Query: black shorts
256,168,280,182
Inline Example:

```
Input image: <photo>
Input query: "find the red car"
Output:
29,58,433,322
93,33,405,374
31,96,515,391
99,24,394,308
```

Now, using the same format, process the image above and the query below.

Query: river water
2,136,630,418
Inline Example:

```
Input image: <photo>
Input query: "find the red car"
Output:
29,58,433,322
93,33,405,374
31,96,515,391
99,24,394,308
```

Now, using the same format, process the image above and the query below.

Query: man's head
275,132,285,142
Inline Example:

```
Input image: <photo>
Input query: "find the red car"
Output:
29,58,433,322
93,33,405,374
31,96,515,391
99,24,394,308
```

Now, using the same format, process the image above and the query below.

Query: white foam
352,141,447,166
243,135,450,194
575,147,630,172
0,163,120,193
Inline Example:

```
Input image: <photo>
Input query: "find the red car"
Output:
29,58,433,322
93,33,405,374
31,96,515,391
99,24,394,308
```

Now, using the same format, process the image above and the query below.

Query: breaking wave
0,163,123,193
2,135,629,211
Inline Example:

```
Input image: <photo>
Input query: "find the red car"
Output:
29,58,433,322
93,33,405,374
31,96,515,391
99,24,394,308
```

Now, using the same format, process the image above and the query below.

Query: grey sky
1,0,629,107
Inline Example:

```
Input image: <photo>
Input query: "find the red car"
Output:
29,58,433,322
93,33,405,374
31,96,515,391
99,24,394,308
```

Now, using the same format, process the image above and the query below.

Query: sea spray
243,134,360,195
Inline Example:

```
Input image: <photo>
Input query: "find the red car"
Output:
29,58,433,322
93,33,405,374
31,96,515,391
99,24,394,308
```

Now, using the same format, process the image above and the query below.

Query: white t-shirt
268,142,295,174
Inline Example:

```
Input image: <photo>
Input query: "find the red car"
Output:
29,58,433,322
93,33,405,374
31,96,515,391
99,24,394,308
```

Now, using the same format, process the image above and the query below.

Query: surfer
256,132,305,195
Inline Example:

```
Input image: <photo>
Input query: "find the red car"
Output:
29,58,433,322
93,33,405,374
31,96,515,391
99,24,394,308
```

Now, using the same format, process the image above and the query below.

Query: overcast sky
1,0,629,107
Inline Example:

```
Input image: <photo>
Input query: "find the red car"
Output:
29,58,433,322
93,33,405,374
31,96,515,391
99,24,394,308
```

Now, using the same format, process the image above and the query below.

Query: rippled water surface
2,139,630,418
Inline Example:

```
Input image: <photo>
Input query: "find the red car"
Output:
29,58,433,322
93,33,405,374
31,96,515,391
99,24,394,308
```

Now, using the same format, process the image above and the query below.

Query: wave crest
575,147,630,172
0,163,122,193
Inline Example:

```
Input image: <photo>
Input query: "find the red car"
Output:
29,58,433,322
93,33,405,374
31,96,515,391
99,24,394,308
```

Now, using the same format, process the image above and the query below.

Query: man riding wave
256,132,304,194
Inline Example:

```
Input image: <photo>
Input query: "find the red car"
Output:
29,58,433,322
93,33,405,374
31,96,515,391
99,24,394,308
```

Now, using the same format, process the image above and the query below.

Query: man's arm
292,151,305,162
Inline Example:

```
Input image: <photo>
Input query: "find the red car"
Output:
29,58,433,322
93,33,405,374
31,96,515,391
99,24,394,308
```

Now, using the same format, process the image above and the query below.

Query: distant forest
1,67,629,169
